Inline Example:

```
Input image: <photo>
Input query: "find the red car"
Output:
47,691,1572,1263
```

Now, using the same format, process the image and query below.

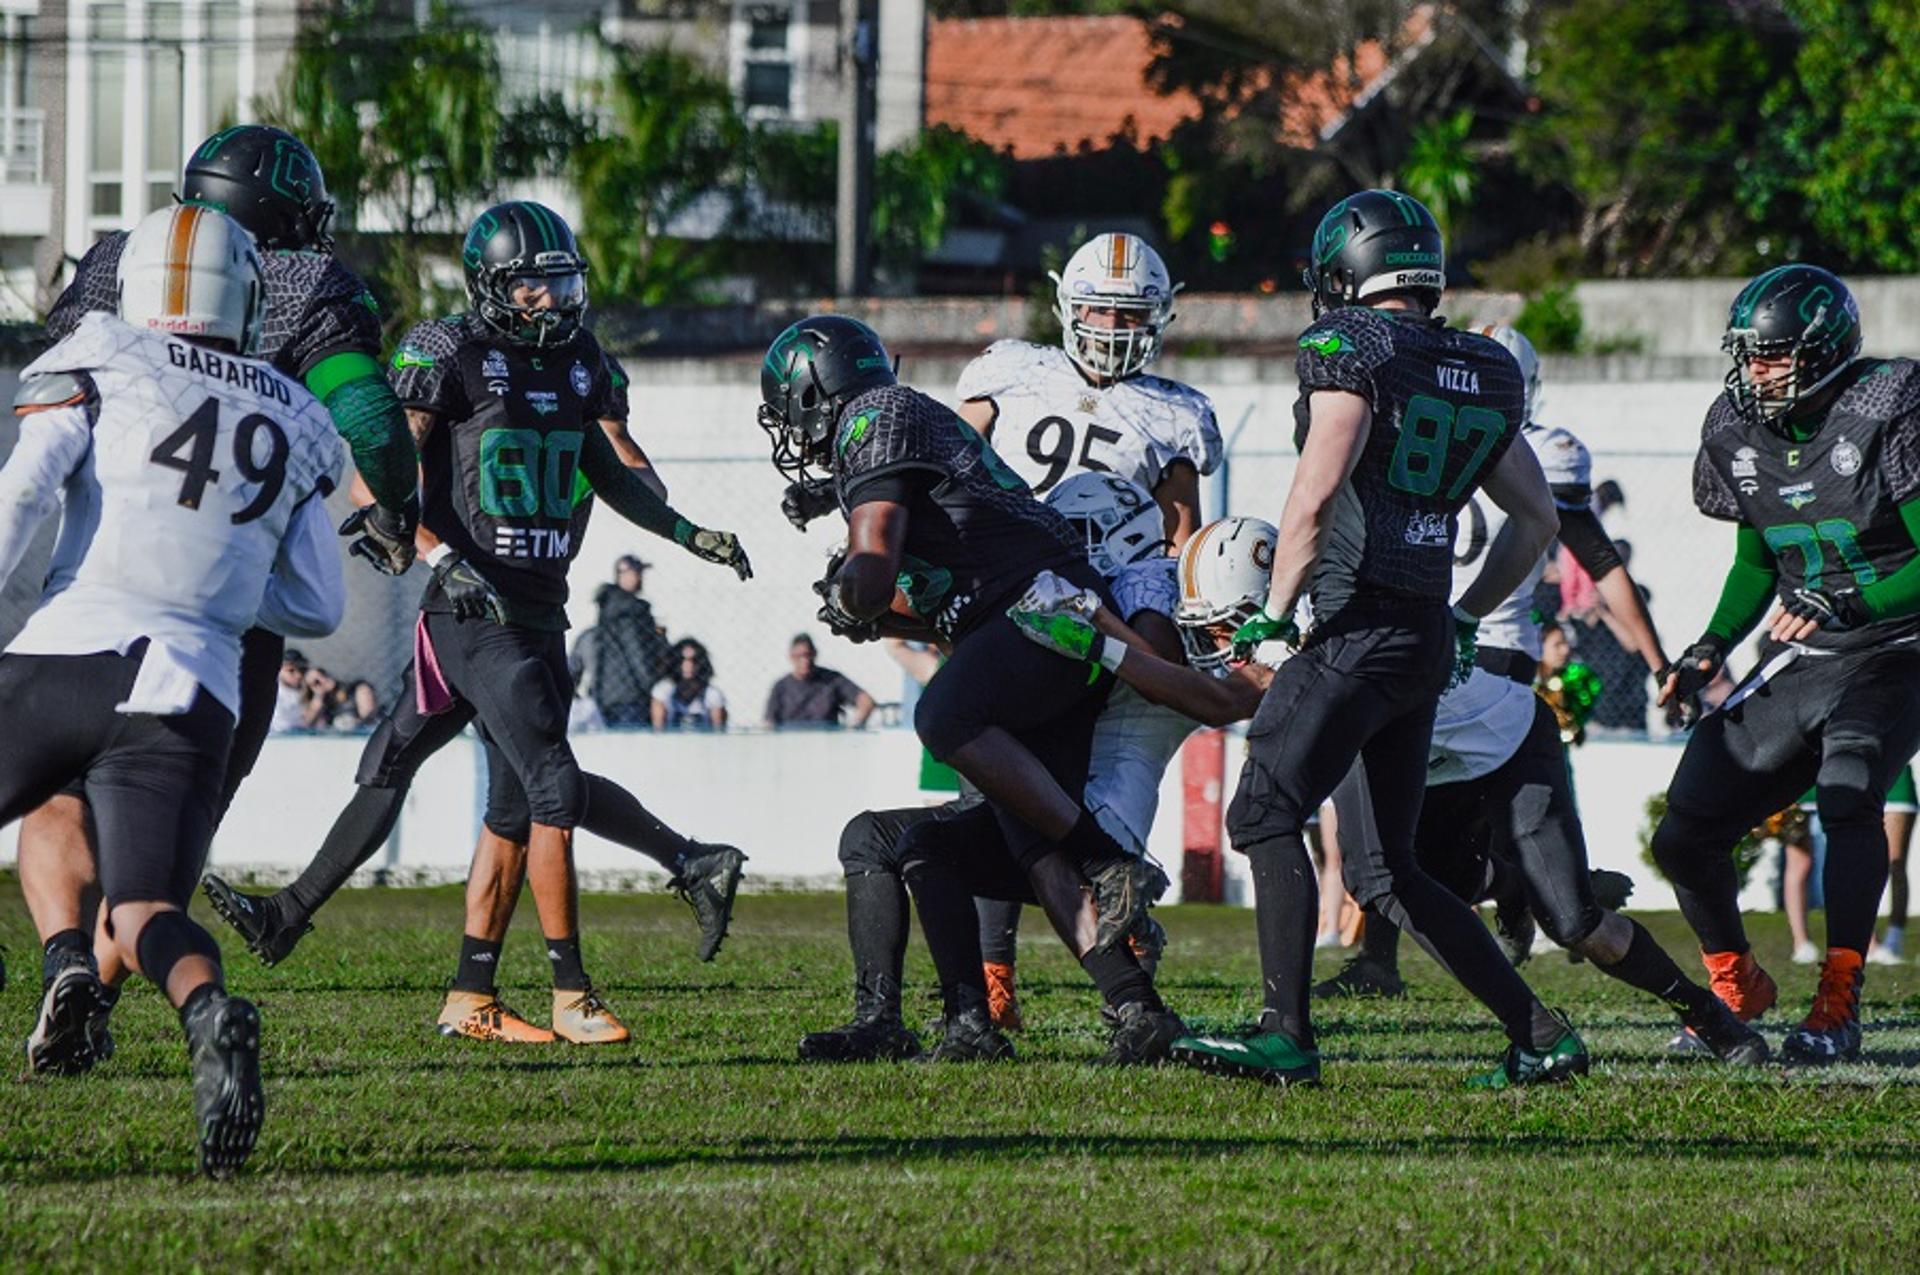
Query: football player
956,234,1219,1027
1019,192,1581,1088
798,474,1193,1064
17,125,416,1071
1651,264,1920,1064
0,206,344,1174
757,316,1172,1058
1317,322,1680,999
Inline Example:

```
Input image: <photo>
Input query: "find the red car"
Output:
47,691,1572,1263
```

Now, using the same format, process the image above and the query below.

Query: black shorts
895,802,1040,906
424,612,584,828
1665,641,1920,845
55,624,281,824
0,650,233,908
1227,602,1453,895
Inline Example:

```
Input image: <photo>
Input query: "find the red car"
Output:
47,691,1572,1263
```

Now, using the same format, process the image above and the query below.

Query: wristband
1097,636,1128,672
426,543,453,568
1452,604,1479,626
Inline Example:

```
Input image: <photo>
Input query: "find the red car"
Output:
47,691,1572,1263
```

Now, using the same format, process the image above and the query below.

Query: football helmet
1174,516,1278,672
1478,323,1542,422
758,315,897,481
1045,472,1167,577
462,201,589,348
1303,190,1445,317
117,204,265,353
1051,232,1179,381
182,124,334,252
1722,263,1861,432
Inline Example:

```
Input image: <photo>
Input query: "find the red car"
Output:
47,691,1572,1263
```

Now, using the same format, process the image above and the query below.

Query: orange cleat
983,960,1023,1032
1701,949,1779,1022
1783,949,1864,1065
437,990,555,1043
553,986,630,1045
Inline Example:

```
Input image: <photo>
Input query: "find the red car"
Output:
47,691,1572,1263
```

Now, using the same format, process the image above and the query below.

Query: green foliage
1399,109,1478,241
874,126,1009,269
1514,285,1582,354
1748,1,1920,272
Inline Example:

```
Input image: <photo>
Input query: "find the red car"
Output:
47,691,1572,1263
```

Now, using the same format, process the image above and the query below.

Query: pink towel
414,614,456,716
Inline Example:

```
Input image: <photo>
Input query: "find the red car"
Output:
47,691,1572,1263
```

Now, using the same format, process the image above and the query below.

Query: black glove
339,497,420,576
811,556,880,642
432,550,507,624
781,477,838,531
1780,586,1871,633
1658,635,1728,720
676,522,753,581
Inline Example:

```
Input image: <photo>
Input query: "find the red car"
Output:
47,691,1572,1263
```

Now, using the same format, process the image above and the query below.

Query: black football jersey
392,314,620,625
1694,358,1920,651
1292,307,1525,614
833,384,1083,638
45,233,384,379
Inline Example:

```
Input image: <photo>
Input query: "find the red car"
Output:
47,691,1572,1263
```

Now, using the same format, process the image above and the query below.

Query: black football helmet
758,316,897,480
462,201,589,348
1722,264,1862,432
1302,189,1446,317
181,125,335,252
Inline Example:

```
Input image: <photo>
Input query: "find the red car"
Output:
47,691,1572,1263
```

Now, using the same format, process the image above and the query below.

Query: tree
1399,108,1477,242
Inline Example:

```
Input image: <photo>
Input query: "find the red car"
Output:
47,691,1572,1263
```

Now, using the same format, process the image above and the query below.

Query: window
743,62,791,113
89,3,127,223
145,2,184,209
736,2,793,118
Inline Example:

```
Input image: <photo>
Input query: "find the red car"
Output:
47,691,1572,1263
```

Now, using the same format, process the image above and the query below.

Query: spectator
270,648,311,734
584,554,674,728
651,638,727,731
330,680,382,732
1566,539,1651,732
301,665,344,731
764,633,874,730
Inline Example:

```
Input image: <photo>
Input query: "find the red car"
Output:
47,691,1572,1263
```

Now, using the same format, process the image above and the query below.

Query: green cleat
1170,1025,1320,1086
1468,1015,1589,1090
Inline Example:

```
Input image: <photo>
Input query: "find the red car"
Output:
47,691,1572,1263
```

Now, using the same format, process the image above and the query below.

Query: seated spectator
764,633,873,730
330,680,382,732
302,665,344,731
652,638,728,731
270,649,311,734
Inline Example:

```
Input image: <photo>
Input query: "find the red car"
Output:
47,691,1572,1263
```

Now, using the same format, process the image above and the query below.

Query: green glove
1450,605,1480,689
1230,607,1300,662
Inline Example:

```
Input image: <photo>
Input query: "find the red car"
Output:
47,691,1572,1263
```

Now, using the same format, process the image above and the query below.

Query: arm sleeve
1703,523,1778,643
1859,496,1920,622
257,489,347,638
602,354,631,424
305,352,417,511
1556,504,1624,580
0,406,92,587
575,419,690,542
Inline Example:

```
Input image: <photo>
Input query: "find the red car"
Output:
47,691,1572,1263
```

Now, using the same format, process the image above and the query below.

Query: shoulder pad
14,370,90,412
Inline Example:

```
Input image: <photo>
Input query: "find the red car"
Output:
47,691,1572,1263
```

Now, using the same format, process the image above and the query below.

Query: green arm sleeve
305,353,417,511
576,417,691,543
1860,496,1920,621
1703,523,1778,644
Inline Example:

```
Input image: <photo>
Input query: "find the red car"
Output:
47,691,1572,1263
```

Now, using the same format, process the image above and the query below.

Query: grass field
2,877,1917,1271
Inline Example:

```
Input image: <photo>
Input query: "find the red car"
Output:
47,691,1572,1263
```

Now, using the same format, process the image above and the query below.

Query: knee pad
913,686,983,764
839,811,904,877
1648,807,1711,885
1816,748,1883,833
526,759,588,830
1535,898,1603,950
133,911,221,988
484,765,533,845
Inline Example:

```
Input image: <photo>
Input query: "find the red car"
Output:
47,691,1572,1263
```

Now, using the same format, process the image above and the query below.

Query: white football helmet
1175,516,1278,672
1051,232,1180,381
117,203,265,353
1478,322,1541,423
1045,472,1167,577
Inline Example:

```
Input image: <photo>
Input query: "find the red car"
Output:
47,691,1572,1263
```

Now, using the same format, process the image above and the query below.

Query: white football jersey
1450,422,1591,660
1428,667,1539,785
956,340,1222,497
0,312,344,715
1086,557,1198,855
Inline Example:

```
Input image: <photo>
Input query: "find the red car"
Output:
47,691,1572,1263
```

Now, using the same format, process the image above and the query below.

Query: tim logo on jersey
494,526,572,560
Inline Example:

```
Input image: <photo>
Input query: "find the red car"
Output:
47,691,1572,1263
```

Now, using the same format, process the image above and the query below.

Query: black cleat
201,876,310,967
914,1007,1015,1063
670,845,747,963
1682,996,1771,1066
183,990,265,1180
25,960,111,1076
1097,1001,1187,1066
799,1015,922,1063
1088,857,1168,955
1311,955,1407,1000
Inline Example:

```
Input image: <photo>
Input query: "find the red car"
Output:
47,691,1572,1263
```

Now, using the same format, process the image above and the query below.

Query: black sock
545,935,588,991
1359,906,1401,971
177,981,220,1029
1373,871,1545,1050
1600,919,1716,1019
582,774,695,876
283,785,408,920
1246,835,1318,1049
1080,945,1162,1012
136,912,222,995
42,928,92,983
900,858,988,1014
453,935,502,993
1527,1002,1568,1051
1822,816,1892,956
847,871,909,1020
976,897,1022,966
1058,809,1125,869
